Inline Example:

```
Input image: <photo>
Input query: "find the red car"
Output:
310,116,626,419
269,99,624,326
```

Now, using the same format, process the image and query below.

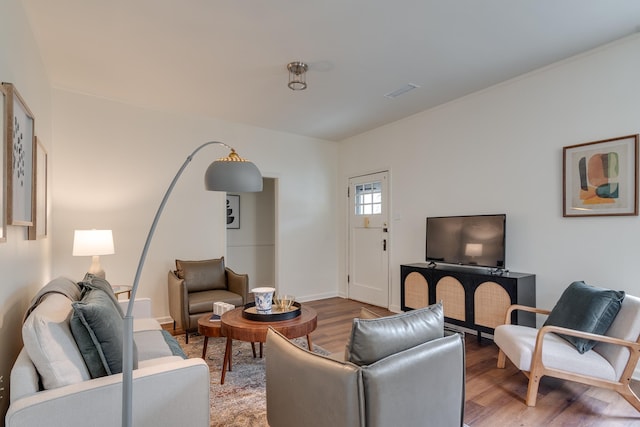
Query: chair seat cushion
494,324,616,381
543,281,625,354
188,289,243,314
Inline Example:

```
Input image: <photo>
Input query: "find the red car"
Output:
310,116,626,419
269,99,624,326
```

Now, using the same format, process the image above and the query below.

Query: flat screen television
426,214,506,269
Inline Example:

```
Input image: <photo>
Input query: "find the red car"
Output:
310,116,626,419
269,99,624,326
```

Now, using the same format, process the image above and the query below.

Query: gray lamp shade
205,158,263,192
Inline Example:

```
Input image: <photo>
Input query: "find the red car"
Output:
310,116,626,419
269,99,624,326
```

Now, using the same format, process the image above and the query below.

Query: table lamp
122,141,262,427
72,229,115,279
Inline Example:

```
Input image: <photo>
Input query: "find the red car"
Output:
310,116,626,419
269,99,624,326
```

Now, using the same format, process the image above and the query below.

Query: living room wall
0,0,53,420
226,178,276,290
338,34,640,317
50,90,339,320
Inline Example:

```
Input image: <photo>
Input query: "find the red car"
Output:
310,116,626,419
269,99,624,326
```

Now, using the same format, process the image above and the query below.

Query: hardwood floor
302,298,640,427
166,297,640,425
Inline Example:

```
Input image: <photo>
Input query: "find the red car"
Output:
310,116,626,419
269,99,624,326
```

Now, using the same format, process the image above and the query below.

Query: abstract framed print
563,135,638,217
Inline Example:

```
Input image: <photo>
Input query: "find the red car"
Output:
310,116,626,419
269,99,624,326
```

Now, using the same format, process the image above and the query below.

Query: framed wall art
0,84,6,242
563,134,639,217
28,137,47,240
226,194,240,229
3,82,35,226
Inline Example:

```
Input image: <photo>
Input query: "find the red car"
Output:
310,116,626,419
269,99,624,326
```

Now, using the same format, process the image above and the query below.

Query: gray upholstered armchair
265,303,466,427
168,257,249,343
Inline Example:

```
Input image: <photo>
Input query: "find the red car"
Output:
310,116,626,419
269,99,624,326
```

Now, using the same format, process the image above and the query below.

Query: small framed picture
563,134,638,217
226,194,240,229
3,82,35,226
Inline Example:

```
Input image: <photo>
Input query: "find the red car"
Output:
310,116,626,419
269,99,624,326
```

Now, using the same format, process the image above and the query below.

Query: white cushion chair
494,282,640,410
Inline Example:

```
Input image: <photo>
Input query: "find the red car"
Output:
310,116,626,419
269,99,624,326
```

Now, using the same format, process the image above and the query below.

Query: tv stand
401,263,535,341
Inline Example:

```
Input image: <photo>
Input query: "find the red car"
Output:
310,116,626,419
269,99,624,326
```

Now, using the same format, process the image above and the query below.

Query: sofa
6,276,210,427
265,303,466,427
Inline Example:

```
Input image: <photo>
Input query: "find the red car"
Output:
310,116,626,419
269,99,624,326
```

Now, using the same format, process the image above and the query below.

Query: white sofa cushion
134,331,175,361
22,293,91,389
494,324,616,381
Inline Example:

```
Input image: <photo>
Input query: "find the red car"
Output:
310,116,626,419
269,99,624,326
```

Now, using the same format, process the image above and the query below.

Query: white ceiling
20,0,640,141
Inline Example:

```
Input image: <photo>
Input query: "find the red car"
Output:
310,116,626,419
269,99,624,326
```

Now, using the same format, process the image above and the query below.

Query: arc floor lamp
122,141,263,427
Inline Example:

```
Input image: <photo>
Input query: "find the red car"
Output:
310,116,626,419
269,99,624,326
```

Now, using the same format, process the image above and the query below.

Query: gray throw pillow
78,273,123,316
70,287,126,377
544,281,625,354
347,302,444,366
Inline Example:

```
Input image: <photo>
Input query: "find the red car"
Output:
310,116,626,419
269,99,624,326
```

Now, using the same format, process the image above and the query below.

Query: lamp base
87,255,106,279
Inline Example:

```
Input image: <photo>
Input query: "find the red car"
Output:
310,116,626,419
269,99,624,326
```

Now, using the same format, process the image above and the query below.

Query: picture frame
563,134,639,217
226,194,240,229
28,137,47,240
0,84,7,242
3,82,35,226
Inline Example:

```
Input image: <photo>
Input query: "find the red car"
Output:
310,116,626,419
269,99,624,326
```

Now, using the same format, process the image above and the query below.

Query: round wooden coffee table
219,305,318,384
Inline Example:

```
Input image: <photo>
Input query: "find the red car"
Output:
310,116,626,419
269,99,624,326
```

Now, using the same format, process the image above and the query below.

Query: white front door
348,171,389,307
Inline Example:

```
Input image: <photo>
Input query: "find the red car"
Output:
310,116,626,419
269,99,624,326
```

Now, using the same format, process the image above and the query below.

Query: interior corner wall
0,0,53,421
338,34,640,316
226,178,276,290
50,90,340,320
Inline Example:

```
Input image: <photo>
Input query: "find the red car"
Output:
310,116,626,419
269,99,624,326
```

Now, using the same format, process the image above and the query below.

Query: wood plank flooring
167,297,640,426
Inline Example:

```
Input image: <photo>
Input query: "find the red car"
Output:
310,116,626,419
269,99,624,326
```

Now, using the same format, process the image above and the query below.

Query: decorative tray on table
242,302,302,322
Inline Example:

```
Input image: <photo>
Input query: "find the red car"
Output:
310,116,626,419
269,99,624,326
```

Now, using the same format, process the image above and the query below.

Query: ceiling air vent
384,83,420,99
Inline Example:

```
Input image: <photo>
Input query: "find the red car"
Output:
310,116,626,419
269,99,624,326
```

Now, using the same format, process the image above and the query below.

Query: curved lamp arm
122,141,261,427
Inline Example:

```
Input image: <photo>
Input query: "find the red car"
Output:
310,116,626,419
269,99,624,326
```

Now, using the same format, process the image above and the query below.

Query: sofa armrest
266,328,365,427
226,267,249,304
6,358,210,427
118,297,152,318
167,270,187,329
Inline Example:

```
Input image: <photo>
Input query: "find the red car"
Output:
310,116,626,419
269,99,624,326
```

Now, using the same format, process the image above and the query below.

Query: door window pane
355,181,382,216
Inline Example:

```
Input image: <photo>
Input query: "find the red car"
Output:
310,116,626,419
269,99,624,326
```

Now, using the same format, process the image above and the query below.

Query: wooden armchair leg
497,349,506,369
525,374,541,407
619,384,640,412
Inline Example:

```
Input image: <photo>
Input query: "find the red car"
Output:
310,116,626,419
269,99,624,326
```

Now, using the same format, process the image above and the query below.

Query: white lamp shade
73,230,115,256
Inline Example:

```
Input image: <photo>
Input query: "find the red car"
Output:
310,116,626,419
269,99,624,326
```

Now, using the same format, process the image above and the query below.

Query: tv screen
426,214,506,269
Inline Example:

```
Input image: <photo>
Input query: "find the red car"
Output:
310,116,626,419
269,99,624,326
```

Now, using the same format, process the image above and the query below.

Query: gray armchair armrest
362,332,465,427
266,328,365,427
226,267,249,304
167,270,187,330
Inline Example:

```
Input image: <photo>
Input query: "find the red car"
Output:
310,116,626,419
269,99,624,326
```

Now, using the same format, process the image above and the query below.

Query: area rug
175,333,330,427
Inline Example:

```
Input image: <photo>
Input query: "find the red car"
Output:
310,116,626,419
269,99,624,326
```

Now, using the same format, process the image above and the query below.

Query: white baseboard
296,291,340,302
156,315,173,326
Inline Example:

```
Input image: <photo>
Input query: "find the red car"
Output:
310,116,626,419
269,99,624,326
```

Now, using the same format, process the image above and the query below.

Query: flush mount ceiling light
287,61,308,90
